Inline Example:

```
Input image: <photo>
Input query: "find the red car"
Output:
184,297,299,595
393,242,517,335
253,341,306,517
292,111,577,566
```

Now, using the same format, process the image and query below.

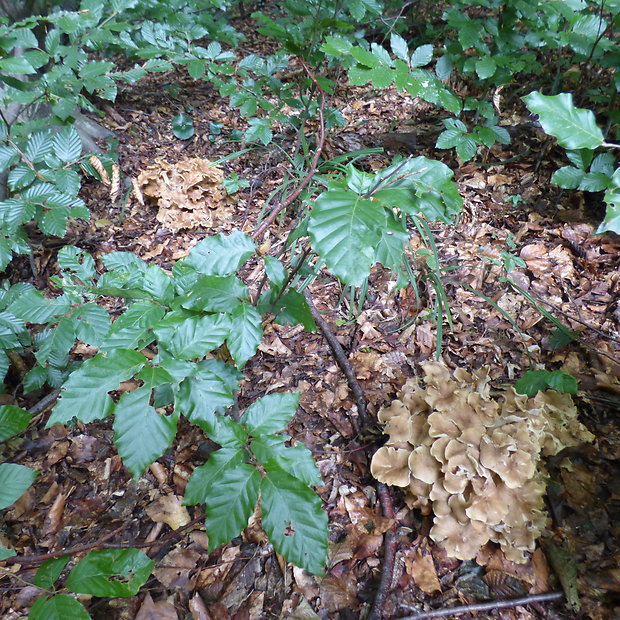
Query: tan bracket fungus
370,362,594,563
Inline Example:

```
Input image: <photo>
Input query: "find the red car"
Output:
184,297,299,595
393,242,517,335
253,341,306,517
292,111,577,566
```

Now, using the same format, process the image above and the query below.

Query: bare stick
303,289,369,430
398,591,565,619
368,483,398,620
252,63,326,241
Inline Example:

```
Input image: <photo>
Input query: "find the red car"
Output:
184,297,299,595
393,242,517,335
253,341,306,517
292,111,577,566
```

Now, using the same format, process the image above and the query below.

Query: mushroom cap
370,446,411,487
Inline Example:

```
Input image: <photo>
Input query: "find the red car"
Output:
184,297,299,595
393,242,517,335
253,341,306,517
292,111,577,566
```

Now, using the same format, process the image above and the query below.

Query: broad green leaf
35,317,76,368
52,127,82,162
101,301,164,352
261,470,328,575
155,313,230,360
552,166,584,188
0,405,31,441
0,56,36,74
390,33,408,61
410,44,433,68
251,434,322,486
522,92,604,150
23,366,47,394
241,392,300,435
178,230,255,276
579,172,611,192
57,246,96,281
47,349,146,426
114,386,178,479
0,145,19,173
245,117,272,145
25,131,53,163
29,594,90,620
176,359,241,433
375,213,409,270
34,556,71,589
598,172,620,234
171,113,194,140
66,549,155,597
73,303,111,348
204,463,260,550
7,286,70,324
515,370,552,396
264,256,287,289
308,188,386,286
184,447,247,505
546,371,578,394
270,289,317,332
0,463,38,510
179,275,247,313
227,304,262,368
142,264,175,305
475,56,496,79
0,545,16,560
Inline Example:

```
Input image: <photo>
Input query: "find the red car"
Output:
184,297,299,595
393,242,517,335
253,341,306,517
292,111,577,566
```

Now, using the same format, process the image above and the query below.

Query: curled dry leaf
145,494,190,530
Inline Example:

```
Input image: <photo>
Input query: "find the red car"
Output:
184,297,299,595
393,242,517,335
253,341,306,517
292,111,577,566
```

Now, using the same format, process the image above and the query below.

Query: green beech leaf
552,166,584,189
522,92,604,150
390,33,408,61
0,545,16,560
52,127,82,162
34,556,71,589
264,256,287,289
155,313,231,360
241,392,300,435
102,301,164,352
245,117,272,145
0,405,31,441
47,350,146,426
272,289,317,332
113,386,178,479
29,594,90,620
184,447,247,505
178,230,255,276
73,303,111,348
546,371,578,394
514,370,551,396
66,549,155,597
251,435,322,486
204,463,260,550
227,304,262,368
8,287,71,324
308,188,386,286
0,463,38,510
179,275,248,313
176,359,241,433
261,470,328,575
410,43,433,68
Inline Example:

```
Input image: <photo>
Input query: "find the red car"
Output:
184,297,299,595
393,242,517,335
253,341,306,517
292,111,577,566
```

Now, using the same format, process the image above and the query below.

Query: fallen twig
302,288,369,431
368,483,399,620
398,591,565,619
2,515,205,567
28,388,61,415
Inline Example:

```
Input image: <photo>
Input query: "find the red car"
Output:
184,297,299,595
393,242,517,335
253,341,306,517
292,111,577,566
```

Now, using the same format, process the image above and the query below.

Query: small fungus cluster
371,362,594,562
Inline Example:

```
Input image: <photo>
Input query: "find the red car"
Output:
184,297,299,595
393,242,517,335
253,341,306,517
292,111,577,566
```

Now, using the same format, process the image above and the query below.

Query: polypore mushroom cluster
371,362,594,563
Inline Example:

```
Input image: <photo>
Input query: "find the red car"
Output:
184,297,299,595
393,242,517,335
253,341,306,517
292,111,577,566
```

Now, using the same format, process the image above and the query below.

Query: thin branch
303,288,369,431
2,515,205,567
398,591,565,619
368,483,398,620
28,388,61,415
251,62,326,241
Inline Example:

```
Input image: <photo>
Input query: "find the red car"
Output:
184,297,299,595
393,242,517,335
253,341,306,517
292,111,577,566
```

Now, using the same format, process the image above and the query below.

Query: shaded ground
1,19,620,620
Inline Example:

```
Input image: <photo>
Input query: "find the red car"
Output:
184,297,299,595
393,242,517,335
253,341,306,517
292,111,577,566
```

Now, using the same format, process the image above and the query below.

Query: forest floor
1,18,620,620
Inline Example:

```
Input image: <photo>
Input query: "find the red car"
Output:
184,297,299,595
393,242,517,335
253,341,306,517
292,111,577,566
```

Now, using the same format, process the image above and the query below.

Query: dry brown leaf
135,594,179,620
403,546,441,594
153,547,200,589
